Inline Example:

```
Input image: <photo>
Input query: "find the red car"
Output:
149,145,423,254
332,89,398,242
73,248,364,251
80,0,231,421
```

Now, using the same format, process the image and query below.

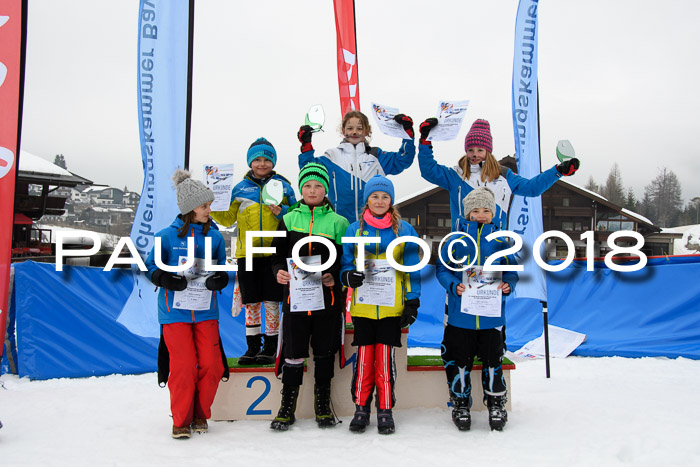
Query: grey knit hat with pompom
172,169,215,214
462,186,496,217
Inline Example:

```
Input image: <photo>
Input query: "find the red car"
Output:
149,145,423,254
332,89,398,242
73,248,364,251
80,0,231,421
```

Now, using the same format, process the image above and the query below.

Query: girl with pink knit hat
417,118,579,231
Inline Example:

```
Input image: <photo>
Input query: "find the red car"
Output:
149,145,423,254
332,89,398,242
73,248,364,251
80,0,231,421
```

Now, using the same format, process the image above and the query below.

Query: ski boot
314,382,337,428
256,334,278,365
270,385,299,431
349,404,371,433
486,394,508,431
377,408,395,435
238,334,262,365
451,398,472,431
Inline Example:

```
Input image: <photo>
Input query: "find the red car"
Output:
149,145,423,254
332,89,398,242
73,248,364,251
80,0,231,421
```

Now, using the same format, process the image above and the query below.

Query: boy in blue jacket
436,187,518,432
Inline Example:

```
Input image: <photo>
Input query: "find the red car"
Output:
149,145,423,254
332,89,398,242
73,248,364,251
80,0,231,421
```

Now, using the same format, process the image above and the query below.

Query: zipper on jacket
307,206,316,315
259,185,264,247
458,185,462,220
332,171,338,211
165,289,170,312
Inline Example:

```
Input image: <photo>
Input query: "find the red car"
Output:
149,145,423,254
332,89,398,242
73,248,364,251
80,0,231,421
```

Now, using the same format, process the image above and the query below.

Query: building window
437,218,445,227
562,221,573,231
562,198,570,207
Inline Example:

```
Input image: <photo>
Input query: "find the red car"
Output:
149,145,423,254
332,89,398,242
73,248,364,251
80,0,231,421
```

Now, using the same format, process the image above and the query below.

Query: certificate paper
203,163,234,211
460,266,502,318
370,102,412,139
356,259,396,307
173,257,214,311
427,100,470,141
288,255,325,312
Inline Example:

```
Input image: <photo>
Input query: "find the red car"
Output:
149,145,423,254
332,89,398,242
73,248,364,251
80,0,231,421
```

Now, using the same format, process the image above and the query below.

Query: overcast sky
18,0,700,205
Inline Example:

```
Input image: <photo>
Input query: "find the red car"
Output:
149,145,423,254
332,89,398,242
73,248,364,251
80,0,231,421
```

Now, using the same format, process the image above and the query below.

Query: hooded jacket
145,216,227,325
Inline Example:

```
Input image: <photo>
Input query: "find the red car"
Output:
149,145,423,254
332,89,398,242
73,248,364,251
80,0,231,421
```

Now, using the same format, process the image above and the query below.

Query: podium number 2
246,376,272,415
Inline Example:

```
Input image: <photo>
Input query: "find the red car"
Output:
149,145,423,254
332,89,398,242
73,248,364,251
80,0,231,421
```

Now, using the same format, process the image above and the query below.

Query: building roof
18,150,93,187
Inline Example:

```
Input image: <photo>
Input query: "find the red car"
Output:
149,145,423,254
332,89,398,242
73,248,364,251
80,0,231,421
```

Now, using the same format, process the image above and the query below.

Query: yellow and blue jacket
341,219,421,319
210,171,296,258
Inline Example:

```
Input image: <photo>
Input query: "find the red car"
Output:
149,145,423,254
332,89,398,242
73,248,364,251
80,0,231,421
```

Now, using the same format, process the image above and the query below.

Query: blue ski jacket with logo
299,138,415,223
436,220,518,330
145,216,227,325
418,143,561,231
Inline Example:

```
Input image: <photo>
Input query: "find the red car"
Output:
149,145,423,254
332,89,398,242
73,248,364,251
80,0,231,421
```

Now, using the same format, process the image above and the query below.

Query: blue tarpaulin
4,256,700,380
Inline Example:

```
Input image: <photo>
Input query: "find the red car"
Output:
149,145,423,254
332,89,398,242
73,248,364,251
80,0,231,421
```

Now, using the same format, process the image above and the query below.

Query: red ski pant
351,344,396,410
163,320,223,428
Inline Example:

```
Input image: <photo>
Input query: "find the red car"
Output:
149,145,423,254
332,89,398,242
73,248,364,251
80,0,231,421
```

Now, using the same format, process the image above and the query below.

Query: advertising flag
0,0,26,362
509,0,546,301
333,0,360,115
117,0,193,337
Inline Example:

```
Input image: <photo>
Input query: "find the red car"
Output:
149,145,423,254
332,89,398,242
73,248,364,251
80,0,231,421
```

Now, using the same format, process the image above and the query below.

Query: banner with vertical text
333,0,360,116
509,0,546,302
0,0,25,363
117,0,191,338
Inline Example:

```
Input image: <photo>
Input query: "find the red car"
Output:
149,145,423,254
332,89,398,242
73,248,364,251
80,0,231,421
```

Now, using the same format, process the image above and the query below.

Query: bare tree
643,167,683,227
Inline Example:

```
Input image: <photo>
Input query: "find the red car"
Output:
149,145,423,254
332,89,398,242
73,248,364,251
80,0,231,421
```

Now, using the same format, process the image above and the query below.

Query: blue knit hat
247,138,277,167
363,175,395,205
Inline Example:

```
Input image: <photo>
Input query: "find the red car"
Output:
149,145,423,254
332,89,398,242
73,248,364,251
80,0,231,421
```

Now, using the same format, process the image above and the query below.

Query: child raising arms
298,110,416,223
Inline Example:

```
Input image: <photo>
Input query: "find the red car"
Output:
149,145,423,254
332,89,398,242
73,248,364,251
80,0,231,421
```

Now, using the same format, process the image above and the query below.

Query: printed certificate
356,259,396,307
460,266,502,318
288,255,325,312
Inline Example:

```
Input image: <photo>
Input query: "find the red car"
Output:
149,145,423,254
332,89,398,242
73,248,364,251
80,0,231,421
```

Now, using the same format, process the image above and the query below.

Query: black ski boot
349,404,371,433
238,334,262,365
314,382,337,428
486,394,508,431
256,334,278,365
451,398,472,431
270,385,299,431
377,408,395,435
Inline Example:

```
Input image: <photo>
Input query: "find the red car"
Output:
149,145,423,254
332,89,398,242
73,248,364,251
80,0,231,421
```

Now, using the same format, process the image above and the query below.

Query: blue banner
118,0,192,338
509,0,546,302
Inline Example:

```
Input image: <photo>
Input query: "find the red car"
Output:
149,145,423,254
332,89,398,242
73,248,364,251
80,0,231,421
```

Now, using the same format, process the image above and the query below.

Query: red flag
0,0,26,362
333,0,360,116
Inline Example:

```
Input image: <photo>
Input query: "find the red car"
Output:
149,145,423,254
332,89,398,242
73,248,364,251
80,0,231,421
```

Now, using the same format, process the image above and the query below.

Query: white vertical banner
509,0,546,301
117,0,192,337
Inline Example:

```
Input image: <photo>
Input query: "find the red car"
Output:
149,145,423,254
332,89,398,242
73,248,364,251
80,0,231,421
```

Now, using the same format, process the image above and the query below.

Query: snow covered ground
2,354,699,466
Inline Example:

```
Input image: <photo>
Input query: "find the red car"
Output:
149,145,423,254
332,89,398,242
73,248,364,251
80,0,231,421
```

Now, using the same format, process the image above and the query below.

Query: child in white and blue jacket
436,186,518,432
145,169,229,439
297,110,416,224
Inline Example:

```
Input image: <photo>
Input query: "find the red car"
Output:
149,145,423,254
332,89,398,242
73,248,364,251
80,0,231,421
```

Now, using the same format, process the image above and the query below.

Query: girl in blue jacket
436,187,518,432
146,169,229,439
418,118,580,231
298,110,416,223
340,175,421,435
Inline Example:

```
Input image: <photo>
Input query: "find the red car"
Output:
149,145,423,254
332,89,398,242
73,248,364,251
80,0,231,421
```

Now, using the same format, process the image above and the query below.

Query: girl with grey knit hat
435,186,519,432
145,169,230,439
